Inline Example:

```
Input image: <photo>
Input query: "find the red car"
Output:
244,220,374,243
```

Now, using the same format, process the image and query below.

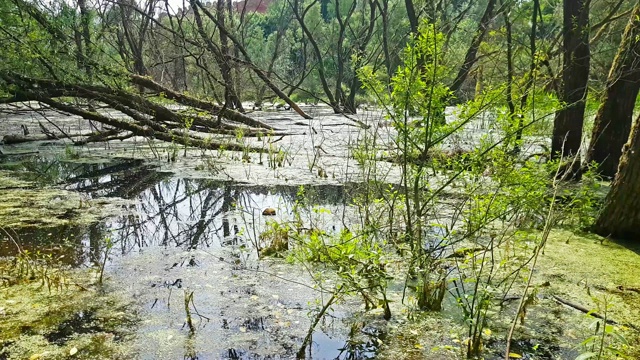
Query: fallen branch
129,75,278,130
2,133,85,144
36,96,264,153
552,295,640,331
0,71,288,152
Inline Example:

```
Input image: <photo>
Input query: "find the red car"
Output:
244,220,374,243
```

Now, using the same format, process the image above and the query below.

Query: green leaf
574,352,598,360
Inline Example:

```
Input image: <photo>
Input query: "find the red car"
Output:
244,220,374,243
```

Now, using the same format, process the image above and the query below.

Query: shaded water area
0,153,382,359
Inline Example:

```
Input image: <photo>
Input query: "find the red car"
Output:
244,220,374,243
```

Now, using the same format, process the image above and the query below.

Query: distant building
234,0,274,14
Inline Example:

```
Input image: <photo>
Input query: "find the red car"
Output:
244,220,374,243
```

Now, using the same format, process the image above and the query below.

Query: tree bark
585,3,640,178
593,113,640,240
450,0,498,102
216,0,243,111
289,0,339,112
551,0,590,159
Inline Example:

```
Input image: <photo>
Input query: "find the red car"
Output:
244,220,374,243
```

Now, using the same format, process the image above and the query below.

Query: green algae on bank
0,263,137,359
0,170,35,190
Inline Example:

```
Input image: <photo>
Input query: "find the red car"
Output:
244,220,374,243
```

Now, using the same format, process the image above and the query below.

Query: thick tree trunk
551,0,590,159
593,114,640,240
585,3,640,178
450,0,498,102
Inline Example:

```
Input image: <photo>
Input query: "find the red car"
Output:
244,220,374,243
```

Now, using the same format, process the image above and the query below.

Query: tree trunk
291,0,339,112
513,0,540,154
255,6,288,107
344,0,376,114
450,0,498,102
377,0,392,79
404,0,418,35
217,0,243,111
593,113,640,240
192,0,311,118
77,0,93,79
585,3,640,178
551,0,590,159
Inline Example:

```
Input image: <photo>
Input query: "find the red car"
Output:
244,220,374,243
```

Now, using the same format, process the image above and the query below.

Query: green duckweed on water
0,168,134,229
2,150,640,359
0,261,136,360
0,164,138,359
375,229,640,359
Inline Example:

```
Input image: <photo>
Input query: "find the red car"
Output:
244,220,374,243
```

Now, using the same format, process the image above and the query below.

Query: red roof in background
234,0,273,13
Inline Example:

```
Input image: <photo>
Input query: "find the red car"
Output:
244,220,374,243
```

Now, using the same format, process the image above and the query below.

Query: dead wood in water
3,133,81,144
129,75,277,130
552,295,640,331
0,71,288,152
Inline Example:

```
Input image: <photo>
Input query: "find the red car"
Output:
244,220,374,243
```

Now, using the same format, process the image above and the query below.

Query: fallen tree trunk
3,133,82,144
3,129,136,145
129,74,276,130
35,96,262,152
0,71,284,152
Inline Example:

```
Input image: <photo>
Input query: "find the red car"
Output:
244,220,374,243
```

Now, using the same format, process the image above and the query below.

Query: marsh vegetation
2,0,640,359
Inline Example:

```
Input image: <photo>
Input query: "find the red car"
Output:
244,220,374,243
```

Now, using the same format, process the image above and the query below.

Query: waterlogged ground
1,104,639,359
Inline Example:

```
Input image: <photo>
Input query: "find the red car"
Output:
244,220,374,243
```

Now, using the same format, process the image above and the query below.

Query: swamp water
0,153,382,359
1,106,640,359
0,153,623,360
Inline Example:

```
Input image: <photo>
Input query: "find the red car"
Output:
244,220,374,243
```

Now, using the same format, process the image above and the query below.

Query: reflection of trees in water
68,160,169,199
0,157,163,266
107,180,356,255
3,153,363,265
0,155,152,189
110,178,240,253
